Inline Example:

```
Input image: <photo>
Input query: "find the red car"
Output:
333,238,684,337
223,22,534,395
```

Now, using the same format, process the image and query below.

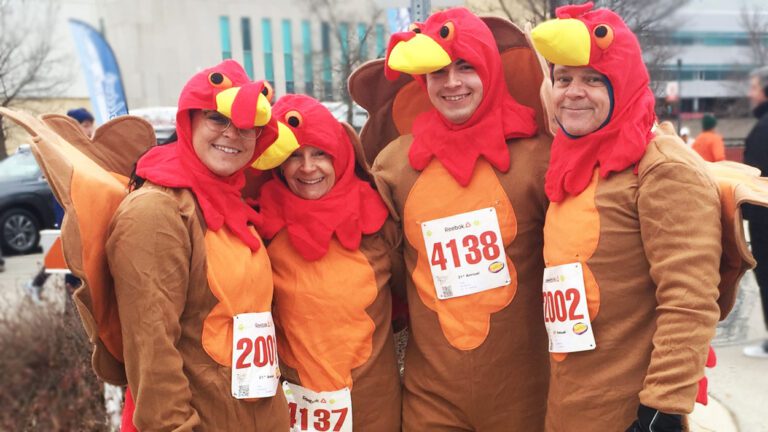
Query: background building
653,0,768,155
3,0,400,153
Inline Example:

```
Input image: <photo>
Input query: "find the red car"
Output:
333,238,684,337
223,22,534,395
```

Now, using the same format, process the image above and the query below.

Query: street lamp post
411,0,431,22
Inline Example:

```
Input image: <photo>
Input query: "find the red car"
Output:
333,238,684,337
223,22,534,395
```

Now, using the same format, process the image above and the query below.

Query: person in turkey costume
107,60,297,430
354,7,553,431
257,94,402,431
531,3,721,431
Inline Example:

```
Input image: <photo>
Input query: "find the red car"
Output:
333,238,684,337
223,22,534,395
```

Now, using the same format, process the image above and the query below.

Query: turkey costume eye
285,111,303,128
408,23,422,33
439,22,455,41
208,72,232,89
261,81,274,102
593,24,614,50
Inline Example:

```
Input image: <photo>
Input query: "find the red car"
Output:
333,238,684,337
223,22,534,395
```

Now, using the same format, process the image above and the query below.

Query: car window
0,151,41,181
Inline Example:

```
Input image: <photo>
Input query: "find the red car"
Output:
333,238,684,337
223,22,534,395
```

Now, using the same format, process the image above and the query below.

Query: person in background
66,107,95,138
679,126,693,146
692,114,725,162
743,65,768,358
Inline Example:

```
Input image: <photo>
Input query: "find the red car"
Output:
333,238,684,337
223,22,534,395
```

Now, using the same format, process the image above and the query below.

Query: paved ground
0,252,65,314
689,270,768,432
1,252,766,431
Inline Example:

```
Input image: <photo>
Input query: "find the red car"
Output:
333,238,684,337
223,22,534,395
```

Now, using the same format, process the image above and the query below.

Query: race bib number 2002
542,263,596,353
421,207,510,300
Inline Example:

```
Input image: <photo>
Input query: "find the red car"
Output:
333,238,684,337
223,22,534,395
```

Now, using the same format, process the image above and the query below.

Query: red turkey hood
136,60,287,251
531,2,657,202
258,95,388,261
384,7,537,186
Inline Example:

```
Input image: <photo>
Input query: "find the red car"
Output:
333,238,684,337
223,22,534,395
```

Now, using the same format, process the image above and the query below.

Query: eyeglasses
201,110,262,139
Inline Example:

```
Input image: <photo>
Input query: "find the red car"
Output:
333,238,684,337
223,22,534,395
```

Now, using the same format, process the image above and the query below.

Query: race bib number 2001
421,207,510,300
231,312,280,399
283,381,352,432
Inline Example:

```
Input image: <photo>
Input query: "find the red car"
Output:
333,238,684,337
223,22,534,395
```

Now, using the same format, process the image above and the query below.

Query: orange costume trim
403,159,517,350
270,233,377,391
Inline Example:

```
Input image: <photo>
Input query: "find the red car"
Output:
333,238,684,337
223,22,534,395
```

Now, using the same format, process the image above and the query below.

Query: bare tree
740,5,768,67
302,0,384,126
0,0,71,159
477,0,687,93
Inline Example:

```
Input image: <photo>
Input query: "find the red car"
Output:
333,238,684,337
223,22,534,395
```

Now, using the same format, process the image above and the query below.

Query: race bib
231,312,280,399
282,381,352,432
421,207,510,299
542,263,596,353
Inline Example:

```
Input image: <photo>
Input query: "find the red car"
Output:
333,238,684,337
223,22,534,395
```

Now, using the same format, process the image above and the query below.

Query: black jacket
743,101,768,222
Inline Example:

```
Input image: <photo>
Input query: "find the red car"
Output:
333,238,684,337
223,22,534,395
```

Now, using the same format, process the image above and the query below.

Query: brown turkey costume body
0,60,301,431
350,8,553,431
257,95,402,431
531,4,766,431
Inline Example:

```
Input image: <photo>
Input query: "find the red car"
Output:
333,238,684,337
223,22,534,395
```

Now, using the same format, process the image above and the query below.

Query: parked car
319,101,368,131
0,145,57,254
130,106,177,144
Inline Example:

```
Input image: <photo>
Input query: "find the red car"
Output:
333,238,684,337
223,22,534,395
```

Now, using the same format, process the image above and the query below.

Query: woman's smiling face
190,109,258,177
281,145,336,200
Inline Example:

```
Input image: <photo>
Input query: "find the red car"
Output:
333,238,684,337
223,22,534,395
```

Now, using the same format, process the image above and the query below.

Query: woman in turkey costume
107,60,297,430
349,7,554,431
258,94,402,431
531,3,729,431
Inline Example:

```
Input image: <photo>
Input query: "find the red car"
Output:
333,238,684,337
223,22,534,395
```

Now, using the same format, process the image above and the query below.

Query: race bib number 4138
231,312,280,399
421,207,510,300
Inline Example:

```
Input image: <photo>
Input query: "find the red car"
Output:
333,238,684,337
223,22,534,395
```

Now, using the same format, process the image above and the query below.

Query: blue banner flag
68,19,128,124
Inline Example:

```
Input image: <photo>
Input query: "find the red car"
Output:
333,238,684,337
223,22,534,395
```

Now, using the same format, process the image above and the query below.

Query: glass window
375,24,385,58
219,16,232,60
358,23,368,61
322,21,333,99
262,18,275,88
241,18,254,79
302,20,314,97
283,19,295,94
340,22,349,61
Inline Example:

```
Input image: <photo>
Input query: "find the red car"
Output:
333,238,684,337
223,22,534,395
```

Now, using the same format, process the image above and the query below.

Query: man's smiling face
426,59,484,125
552,65,611,137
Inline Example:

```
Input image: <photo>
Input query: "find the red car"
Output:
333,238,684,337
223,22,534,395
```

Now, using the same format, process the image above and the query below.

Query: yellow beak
251,121,299,170
387,33,452,75
253,93,271,127
531,18,591,66
215,88,272,127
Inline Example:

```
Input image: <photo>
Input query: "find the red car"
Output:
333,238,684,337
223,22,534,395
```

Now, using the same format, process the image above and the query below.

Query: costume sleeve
636,162,722,414
379,217,406,305
106,190,201,431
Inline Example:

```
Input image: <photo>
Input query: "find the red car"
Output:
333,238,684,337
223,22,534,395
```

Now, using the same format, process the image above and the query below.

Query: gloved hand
625,404,682,432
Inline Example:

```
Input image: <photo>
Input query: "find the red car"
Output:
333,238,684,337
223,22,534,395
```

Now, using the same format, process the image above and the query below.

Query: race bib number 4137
231,312,280,399
421,207,510,300
283,381,352,432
